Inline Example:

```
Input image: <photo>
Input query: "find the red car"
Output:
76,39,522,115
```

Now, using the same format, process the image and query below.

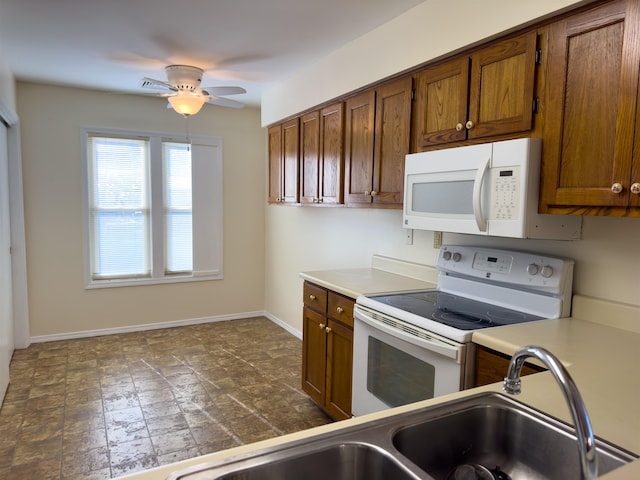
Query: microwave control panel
489,167,521,221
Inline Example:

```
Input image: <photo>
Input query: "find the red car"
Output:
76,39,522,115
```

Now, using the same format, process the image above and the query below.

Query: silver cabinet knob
336,306,344,314
465,120,474,129
319,323,325,330
364,190,371,196
631,183,640,194
325,326,332,333
371,191,378,196
611,183,623,194
455,123,464,131
309,294,316,301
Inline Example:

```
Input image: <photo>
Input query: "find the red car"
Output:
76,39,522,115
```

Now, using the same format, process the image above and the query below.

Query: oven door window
367,336,435,407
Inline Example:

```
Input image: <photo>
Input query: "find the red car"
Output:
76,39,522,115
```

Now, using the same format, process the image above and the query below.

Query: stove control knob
526,263,539,275
452,252,462,262
541,265,554,278
442,251,452,261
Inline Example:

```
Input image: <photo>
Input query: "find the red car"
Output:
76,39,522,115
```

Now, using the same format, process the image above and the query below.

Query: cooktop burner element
368,290,543,331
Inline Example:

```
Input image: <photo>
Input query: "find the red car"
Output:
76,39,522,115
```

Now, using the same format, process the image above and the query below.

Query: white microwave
403,138,582,239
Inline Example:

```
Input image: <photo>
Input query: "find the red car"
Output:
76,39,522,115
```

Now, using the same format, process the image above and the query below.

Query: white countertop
299,255,438,298
119,267,640,480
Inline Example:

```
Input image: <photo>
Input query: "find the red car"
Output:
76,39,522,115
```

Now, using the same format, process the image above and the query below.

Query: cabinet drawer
328,292,354,328
303,282,327,312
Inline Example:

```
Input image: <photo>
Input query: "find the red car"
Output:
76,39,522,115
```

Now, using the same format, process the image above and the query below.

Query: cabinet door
319,102,345,205
372,77,412,206
474,345,543,387
267,124,282,204
300,111,320,205
467,31,537,139
281,118,300,204
344,90,376,205
325,318,353,421
302,306,327,406
413,57,470,148
540,0,640,213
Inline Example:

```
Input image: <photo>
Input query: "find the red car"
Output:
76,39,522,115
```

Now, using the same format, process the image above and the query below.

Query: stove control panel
437,245,574,295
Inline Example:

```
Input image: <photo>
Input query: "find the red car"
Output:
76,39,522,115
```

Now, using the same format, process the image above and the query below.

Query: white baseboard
28,310,277,344
263,312,302,340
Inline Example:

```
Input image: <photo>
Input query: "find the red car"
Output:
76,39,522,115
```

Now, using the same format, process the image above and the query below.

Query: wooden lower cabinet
301,281,354,420
474,345,544,387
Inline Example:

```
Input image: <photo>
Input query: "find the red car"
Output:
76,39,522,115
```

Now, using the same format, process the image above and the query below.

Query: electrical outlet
405,228,414,245
433,231,443,249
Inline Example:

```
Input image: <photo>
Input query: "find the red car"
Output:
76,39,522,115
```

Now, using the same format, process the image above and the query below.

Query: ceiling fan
140,65,246,116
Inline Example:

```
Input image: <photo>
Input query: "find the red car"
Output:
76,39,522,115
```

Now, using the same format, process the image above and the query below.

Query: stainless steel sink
393,398,633,479
167,393,637,480
172,443,420,480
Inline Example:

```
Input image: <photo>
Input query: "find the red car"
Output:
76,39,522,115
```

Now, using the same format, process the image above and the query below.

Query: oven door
352,305,467,417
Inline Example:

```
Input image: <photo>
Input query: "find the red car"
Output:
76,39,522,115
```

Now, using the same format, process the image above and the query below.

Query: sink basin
169,442,422,480
167,393,636,480
197,443,418,480
393,397,634,479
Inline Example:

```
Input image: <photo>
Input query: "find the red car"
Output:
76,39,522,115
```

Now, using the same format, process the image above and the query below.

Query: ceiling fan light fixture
168,91,206,116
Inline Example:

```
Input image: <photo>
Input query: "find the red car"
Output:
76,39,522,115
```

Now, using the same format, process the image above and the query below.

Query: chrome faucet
503,345,597,480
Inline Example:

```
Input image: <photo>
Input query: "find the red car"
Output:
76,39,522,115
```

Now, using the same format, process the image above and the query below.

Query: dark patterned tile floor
0,317,333,479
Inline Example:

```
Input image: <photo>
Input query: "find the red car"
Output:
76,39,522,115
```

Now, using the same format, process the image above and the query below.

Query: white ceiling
0,0,425,107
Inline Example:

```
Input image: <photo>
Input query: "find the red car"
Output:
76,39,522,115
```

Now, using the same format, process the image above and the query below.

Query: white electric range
352,245,574,416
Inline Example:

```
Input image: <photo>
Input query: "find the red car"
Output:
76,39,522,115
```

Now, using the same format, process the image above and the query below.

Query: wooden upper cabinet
267,124,282,204
345,76,412,207
300,111,321,204
344,90,376,205
373,78,413,206
268,119,300,204
300,103,345,205
540,0,640,215
413,31,538,149
413,58,470,146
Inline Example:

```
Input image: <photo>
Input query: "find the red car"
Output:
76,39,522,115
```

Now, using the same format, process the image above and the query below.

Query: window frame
81,127,223,289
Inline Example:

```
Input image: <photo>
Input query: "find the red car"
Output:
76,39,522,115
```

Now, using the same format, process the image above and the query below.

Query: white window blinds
83,129,223,288
88,136,150,279
163,142,193,274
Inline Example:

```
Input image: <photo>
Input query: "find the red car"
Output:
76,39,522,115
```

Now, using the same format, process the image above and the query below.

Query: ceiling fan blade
200,86,246,96
140,77,176,91
206,96,245,109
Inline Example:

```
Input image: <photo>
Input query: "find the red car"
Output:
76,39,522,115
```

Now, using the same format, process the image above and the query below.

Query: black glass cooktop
367,290,544,330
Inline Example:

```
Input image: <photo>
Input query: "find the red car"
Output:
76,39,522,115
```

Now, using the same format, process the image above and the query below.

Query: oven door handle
355,308,461,362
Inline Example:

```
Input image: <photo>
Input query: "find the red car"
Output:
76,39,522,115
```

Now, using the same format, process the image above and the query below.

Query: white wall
17,82,266,338
261,0,591,125
265,206,640,335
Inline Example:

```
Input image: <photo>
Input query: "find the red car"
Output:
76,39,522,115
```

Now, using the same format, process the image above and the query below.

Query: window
82,128,223,288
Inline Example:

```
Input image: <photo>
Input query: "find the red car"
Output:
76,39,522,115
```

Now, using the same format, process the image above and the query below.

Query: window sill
85,272,223,289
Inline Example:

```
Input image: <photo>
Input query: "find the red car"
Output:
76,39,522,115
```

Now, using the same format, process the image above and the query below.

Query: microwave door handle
472,157,490,232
